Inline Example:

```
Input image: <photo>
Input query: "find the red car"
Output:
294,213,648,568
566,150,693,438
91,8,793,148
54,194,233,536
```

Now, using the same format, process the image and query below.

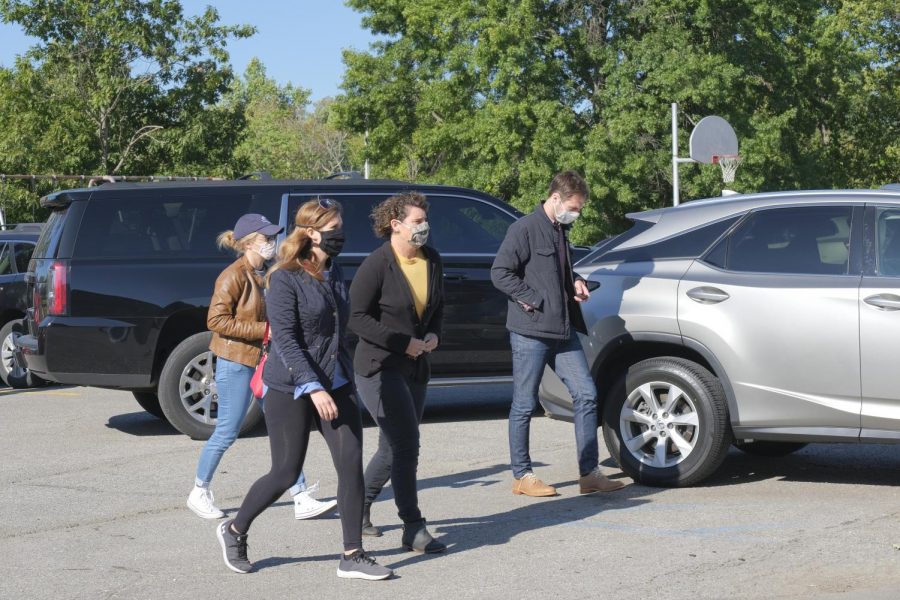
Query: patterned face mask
255,241,276,260
399,221,430,247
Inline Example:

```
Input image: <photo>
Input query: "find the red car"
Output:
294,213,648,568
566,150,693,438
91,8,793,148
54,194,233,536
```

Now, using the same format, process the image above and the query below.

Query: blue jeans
195,357,307,493
509,332,599,479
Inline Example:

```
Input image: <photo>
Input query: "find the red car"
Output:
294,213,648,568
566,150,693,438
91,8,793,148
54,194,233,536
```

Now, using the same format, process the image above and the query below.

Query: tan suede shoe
512,473,557,497
579,468,626,494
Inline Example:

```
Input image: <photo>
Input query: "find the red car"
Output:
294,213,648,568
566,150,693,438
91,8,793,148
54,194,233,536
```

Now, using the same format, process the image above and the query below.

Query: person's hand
310,389,338,421
574,279,591,302
406,337,428,359
517,300,534,312
423,333,439,353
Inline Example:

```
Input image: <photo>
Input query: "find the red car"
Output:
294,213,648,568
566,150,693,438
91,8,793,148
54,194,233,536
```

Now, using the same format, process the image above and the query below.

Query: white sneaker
293,481,338,520
187,486,225,519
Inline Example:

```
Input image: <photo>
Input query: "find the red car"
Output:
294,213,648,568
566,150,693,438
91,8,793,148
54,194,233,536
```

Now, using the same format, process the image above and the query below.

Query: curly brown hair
371,191,430,239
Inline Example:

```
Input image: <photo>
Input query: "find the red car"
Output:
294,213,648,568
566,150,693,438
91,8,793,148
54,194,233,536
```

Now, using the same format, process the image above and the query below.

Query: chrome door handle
686,287,730,304
864,294,900,311
443,272,468,281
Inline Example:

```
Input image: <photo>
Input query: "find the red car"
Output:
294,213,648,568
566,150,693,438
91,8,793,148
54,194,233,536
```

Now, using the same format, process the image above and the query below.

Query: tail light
34,260,70,326
46,261,69,316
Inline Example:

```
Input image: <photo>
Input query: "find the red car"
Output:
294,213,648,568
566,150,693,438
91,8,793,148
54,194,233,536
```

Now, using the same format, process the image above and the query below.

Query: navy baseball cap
233,214,283,240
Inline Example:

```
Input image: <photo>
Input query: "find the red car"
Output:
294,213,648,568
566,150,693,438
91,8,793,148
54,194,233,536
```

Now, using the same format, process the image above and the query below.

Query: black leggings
356,368,427,523
233,385,364,552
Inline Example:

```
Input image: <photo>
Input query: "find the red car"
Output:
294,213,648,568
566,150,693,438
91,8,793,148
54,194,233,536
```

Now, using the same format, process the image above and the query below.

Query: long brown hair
268,198,342,282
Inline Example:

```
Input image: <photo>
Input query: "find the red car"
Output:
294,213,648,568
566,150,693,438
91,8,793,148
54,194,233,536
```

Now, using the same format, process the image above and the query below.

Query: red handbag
250,323,269,399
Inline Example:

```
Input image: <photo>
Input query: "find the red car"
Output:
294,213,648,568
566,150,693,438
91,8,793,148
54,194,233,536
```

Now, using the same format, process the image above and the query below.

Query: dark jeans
233,385,364,552
509,332,599,479
356,369,427,524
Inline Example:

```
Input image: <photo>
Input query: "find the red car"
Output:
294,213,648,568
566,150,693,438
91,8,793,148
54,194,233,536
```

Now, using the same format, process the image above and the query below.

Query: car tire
158,332,263,440
602,357,731,487
1,319,47,389
133,391,165,419
733,440,808,457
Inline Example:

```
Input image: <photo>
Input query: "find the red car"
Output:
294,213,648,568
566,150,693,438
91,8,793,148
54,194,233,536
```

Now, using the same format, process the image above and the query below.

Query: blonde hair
216,230,263,255
269,199,342,281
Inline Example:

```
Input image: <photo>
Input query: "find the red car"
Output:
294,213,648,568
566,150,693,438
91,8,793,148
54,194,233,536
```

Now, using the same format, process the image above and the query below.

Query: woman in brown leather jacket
187,214,335,521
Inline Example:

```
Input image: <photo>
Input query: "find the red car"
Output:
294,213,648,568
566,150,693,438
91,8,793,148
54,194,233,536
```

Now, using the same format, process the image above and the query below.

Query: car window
598,216,740,264
426,196,516,253
13,243,34,273
0,243,12,275
719,206,852,275
73,192,280,258
876,209,900,277
286,194,387,254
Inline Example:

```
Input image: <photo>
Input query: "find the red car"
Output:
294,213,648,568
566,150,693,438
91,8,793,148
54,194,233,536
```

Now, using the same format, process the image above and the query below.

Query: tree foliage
0,0,255,222
226,59,364,180
336,0,899,243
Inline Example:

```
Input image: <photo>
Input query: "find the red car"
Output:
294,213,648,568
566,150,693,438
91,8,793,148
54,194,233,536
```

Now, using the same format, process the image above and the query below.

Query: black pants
356,369,427,524
233,385,364,552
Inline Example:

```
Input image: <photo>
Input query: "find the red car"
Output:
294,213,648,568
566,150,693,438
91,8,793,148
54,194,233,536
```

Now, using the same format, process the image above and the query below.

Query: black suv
18,179,583,438
0,223,44,387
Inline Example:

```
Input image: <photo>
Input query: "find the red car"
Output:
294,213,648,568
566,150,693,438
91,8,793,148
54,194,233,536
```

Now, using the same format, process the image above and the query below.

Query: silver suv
540,185,900,486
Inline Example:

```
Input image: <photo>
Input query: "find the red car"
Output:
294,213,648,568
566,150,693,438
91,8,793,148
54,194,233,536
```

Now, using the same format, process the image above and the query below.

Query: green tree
0,0,254,221
227,59,364,179
0,0,253,172
336,0,899,243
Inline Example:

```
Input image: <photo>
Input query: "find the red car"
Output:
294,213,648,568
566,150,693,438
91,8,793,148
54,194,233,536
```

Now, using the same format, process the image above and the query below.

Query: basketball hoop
713,154,742,184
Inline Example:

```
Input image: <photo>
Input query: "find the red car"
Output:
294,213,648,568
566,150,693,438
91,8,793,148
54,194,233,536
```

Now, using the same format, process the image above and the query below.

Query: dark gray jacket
263,261,353,394
491,204,587,339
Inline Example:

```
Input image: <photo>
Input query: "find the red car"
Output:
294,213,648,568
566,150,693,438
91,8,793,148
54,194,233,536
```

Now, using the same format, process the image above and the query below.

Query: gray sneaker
336,550,392,580
216,520,252,573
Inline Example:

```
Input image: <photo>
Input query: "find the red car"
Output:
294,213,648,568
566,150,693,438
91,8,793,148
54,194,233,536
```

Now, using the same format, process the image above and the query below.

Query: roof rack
0,222,43,232
325,171,364,180
238,171,273,181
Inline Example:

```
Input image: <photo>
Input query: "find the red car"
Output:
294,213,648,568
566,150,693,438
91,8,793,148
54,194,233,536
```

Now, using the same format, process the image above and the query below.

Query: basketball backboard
689,116,738,164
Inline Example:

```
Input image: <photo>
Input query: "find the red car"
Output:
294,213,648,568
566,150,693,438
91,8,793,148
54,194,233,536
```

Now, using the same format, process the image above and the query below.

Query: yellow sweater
393,247,428,319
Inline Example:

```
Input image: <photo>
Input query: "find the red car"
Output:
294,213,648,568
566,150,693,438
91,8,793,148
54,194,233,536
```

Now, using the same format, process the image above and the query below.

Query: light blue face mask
554,197,580,225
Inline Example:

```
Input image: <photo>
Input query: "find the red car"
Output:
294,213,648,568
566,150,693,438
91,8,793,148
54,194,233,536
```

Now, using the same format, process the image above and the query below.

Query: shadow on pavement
252,462,647,574
701,444,900,488
106,412,182,436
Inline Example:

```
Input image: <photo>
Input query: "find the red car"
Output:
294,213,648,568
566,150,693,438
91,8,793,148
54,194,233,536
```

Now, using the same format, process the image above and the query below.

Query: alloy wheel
178,351,219,425
619,381,700,468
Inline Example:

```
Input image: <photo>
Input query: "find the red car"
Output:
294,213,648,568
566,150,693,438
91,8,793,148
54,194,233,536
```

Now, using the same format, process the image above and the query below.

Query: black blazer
349,241,444,382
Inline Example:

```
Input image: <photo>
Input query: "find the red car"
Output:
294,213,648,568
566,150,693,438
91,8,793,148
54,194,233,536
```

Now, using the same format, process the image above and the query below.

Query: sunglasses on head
316,197,336,210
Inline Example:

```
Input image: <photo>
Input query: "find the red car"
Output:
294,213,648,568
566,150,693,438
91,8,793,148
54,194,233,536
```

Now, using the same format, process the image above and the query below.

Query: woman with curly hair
350,191,446,554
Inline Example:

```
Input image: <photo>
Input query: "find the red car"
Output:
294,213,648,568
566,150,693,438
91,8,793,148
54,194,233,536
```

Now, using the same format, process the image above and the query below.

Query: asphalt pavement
3,384,900,600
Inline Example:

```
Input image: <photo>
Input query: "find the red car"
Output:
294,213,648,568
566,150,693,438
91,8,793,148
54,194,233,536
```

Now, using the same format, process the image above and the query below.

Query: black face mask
319,228,345,257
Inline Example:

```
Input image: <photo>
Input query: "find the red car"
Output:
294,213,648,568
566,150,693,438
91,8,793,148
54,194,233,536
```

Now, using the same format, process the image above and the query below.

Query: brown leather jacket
208,256,267,367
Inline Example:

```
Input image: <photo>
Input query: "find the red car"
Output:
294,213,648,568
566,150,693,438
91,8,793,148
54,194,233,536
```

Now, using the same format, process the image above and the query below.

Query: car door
678,204,862,438
859,205,900,440
0,243,20,313
425,195,518,377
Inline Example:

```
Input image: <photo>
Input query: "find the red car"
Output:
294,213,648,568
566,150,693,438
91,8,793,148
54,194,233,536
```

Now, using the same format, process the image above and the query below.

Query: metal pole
672,102,680,206
364,130,370,180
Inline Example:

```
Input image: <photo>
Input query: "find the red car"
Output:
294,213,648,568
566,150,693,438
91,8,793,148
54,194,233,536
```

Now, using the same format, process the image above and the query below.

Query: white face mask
398,221,430,247
554,197,580,225
255,241,276,261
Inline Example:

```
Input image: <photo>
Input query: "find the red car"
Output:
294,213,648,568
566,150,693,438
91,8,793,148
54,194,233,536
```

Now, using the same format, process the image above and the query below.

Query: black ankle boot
362,502,382,537
401,519,446,554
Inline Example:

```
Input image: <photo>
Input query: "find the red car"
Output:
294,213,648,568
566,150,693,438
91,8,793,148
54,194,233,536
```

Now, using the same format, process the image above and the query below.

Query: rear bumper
15,316,156,388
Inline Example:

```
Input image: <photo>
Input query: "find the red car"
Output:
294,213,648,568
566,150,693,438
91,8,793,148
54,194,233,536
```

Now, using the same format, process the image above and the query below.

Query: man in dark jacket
491,171,626,497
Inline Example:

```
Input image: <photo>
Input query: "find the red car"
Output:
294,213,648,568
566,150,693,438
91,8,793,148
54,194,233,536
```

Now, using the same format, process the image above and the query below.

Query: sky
0,1,378,102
